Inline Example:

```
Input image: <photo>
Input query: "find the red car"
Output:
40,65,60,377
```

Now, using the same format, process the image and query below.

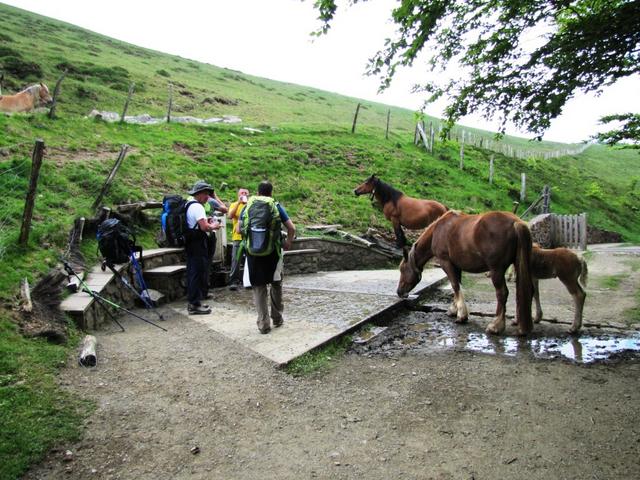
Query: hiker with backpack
240,180,296,334
227,187,250,291
184,180,222,315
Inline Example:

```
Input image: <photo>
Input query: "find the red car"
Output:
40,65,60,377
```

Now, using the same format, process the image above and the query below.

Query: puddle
350,310,640,364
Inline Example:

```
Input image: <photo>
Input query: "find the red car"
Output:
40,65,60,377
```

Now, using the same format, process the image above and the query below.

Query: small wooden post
79,335,98,367
520,173,526,201
385,109,390,140
579,213,588,250
120,82,135,123
459,140,464,170
18,139,45,246
167,83,173,123
351,103,361,134
0,73,3,95
542,185,551,213
489,155,494,184
92,145,129,210
48,70,67,119
429,122,435,154
414,124,419,145
20,278,33,313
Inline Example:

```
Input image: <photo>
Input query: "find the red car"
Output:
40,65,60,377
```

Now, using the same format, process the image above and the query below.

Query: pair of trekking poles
63,255,167,332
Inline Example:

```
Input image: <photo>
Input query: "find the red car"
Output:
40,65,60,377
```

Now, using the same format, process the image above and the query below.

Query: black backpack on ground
97,218,138,265
161,195,198,247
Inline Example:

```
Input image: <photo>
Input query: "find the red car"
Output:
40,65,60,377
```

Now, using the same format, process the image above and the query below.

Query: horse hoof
569,326,581,335
455,316,468,324
510,319,518,326
534,316,542,324
485,325,503,335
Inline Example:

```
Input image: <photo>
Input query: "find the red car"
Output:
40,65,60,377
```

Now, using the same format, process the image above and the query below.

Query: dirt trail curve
24,246,640,480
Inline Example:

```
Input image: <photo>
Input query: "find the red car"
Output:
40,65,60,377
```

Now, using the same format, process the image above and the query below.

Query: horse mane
373,177,404,206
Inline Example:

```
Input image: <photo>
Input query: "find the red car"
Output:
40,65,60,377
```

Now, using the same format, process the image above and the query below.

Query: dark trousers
186,232,209,306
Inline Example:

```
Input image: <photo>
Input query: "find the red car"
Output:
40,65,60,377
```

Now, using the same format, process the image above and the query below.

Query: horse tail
514,222,533,334
579,257,588,287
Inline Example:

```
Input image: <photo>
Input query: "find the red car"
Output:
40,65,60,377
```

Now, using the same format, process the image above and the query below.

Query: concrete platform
167,268,446,365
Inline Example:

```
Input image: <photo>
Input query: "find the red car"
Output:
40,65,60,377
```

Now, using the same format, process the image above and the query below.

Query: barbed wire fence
0,140,44,261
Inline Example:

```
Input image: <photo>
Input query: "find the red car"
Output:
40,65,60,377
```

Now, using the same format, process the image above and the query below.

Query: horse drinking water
0,83,53,113
353,174,448,248
397,210,534,336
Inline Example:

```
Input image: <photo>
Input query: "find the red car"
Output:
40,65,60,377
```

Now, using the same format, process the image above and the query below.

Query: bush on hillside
1,56,42,79
156,69,170,77
0,32,13,42
0,46,21,58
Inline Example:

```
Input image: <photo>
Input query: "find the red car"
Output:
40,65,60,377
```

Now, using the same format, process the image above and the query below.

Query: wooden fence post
489,155,494,184
18,139,45,246
385,109,390,140
459,134,464,170
48,70,67,119
429,122,435,154
542,185,551,213
167,83,173,123
120,82,135,123
92,145,129,210
520,173,526,201
351,103,361,134
580,213,588,250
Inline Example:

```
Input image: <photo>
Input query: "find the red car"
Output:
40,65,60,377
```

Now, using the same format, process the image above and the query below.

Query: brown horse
353,174,448,248
524,246,588,333
0,83,53,113
397,210,534,335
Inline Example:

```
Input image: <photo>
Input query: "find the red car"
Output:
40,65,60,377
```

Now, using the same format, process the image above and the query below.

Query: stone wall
587,225,623,244
291,237,397,271
528,214,554,248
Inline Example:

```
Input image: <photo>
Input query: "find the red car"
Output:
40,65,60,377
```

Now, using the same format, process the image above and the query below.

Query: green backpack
241,195,282,256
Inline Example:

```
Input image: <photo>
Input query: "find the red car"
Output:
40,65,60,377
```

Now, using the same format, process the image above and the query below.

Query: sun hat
188,180,214,195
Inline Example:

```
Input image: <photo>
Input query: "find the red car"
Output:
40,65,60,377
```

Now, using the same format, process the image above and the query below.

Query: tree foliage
313,0,640,139
595,113,640,148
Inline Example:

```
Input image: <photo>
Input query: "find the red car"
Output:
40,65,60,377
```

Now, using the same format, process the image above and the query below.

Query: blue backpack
161,195,197,247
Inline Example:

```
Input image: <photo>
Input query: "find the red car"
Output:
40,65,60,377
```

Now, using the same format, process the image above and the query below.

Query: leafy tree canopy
313,0,640,140
595,113,640,148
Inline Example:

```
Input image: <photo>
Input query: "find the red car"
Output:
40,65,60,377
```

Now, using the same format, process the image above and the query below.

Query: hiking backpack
161,195,198,247
97,218,137,265
241,195,282,256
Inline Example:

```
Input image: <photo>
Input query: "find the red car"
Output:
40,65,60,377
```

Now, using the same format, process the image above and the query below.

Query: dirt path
24,248,640,480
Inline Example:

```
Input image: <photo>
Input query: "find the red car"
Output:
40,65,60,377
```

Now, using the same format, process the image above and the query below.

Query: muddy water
351,310,640,364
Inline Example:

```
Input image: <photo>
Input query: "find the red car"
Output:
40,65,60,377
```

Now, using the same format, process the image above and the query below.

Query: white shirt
186,202,206,229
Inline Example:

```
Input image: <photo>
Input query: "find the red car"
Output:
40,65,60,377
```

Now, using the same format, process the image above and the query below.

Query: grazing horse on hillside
397,210,534,336
512,245,587,334
0,83,53,113
353,174,448,248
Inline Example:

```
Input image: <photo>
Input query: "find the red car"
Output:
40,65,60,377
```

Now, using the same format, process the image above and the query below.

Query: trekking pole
102,259,165,322
62,260,167,332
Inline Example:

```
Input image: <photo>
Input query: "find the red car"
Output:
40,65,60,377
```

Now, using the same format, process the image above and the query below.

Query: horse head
397,244,422,298
353,174,378,196
37,83,53,107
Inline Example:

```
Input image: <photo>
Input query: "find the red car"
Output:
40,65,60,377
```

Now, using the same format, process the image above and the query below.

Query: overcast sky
3,0,639,143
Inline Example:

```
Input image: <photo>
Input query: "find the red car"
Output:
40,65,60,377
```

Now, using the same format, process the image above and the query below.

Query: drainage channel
351,305,640,365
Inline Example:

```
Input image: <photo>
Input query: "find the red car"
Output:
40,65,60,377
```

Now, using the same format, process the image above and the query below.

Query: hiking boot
228,283,238,291
203,292,214,300
188,304,211,315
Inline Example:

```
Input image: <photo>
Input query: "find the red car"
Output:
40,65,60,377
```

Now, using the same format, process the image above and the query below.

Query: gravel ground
24,248,640,480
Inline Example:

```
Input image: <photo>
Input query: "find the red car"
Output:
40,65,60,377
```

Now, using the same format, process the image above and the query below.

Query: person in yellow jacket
227,187,249,290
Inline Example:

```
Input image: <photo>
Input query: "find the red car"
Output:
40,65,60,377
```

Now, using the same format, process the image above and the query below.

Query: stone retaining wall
291,237,397,271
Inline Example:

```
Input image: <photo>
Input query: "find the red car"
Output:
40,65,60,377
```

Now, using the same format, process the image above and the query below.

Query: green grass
0,315,93,479
599,274,627,290
1,2,640,475
284,336,352,376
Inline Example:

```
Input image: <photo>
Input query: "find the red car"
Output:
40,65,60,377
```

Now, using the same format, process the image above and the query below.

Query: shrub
1,56,42,79
0,46,21,58
156,69,170,77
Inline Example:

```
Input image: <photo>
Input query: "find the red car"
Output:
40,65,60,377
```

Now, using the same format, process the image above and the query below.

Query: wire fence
0,142,32,261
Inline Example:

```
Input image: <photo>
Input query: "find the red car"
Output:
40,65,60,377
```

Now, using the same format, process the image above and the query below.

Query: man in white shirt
185,181,222,314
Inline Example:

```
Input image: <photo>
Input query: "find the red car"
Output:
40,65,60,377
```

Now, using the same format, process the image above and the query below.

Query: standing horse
353,174,448,248
529,246,588,333
397,210,534,335
0,83,53,113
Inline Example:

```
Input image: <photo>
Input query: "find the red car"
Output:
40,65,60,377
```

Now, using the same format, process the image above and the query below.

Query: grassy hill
0,3,639,477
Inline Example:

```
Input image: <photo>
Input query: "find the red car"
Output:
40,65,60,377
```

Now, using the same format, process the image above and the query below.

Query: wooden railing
553,213,587,250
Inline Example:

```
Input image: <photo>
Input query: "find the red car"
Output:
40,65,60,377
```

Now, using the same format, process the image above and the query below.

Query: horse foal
531,246,588,333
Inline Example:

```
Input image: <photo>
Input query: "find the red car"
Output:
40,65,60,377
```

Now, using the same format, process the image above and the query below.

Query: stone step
143,265,187,302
